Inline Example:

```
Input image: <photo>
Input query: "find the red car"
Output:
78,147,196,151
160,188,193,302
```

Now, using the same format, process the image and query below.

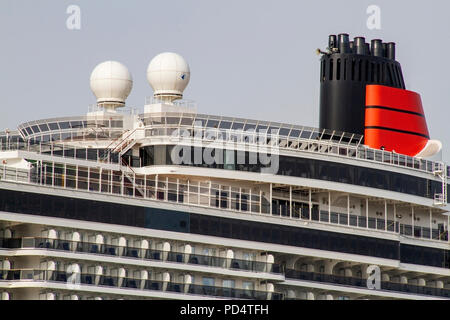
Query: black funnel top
319,33,404,135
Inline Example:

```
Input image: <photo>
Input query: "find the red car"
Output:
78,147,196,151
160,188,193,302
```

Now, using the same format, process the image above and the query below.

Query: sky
1,1,450,160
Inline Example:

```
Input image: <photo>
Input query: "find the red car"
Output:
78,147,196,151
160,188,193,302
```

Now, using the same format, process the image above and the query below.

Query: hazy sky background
1,1,450,160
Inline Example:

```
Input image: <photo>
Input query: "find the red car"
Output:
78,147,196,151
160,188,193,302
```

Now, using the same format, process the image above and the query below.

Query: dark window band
0,188,448,269
140,145,441,200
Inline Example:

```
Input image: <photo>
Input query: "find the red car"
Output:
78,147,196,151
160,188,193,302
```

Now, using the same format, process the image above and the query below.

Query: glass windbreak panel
217,130,228,141
85,120,96,128
150,116,165,125
180,117,194,126
206,119,220,128
98,120,109,128
48,122,59,130
193,118,207,127
70,121,83,129
342,132,354,144
76,148,87,160
166,117,180,125
279,127,291,136
59,122,70,130
268,126,280,135
110,120,123,128
374,150,383,162
256,125,267,133
300,130,312,139
244,123,256,131
31,125,40,133
61,132,71,141
142,117,151,126
219,121,232,129
310,130,321,140
289,129,301,138
382,151,391,163
72,131,84,140
231,122,244,130
38,124,49,132
321,129,334,139
63,147,75,158
87,149,97,160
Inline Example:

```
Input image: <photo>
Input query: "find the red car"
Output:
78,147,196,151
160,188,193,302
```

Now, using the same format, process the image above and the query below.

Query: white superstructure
0,53,449,301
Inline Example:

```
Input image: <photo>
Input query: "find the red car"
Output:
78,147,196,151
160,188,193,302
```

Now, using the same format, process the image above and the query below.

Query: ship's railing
0,140,121,165
285,269,450,299
1,125,446,178
0,163,448,244
316,211,448,241
88,104,140,115
0,269,283,300
17,115,126,141
0,237,281,274
145,97,197,109
143,122,443,177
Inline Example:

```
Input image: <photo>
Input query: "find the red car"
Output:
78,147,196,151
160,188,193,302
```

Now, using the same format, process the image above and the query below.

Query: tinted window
38,124,49,132
59,122,70,130
48,123,59,130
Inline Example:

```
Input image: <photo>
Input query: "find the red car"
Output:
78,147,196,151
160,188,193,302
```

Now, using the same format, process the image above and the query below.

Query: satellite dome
147,52,190,102
90,61,133,109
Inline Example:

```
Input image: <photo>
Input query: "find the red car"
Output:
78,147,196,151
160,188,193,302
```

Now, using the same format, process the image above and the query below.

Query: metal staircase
98,128,141,163
110,128,139,154
433,161,447,206
102,127,145,197
121,158,145,198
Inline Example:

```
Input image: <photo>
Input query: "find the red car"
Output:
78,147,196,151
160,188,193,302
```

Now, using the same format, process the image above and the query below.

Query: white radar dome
90,61,133,109
147,52,190,102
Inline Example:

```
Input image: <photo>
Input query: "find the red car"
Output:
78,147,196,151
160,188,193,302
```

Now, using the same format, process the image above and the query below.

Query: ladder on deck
121,158,145,198
99,128,141,162
433,161,447,206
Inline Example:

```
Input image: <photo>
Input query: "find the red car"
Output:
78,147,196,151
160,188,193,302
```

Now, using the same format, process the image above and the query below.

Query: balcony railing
0,237,281,274
314,211,448,242
0,269,283,300
285,269,450,299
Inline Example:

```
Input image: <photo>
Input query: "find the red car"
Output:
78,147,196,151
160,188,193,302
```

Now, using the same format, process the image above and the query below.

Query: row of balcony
1,237,449,299
285,269,450,299
0,237,280,274
0,269,283,300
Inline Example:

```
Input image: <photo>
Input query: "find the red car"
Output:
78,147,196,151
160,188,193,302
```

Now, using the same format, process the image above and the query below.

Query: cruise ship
0,33,449,301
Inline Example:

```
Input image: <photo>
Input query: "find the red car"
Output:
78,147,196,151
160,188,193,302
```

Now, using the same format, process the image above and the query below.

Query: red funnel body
364,85,429,156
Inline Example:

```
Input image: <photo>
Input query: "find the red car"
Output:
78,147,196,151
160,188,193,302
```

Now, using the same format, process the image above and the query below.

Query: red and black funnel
318,33,430,157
